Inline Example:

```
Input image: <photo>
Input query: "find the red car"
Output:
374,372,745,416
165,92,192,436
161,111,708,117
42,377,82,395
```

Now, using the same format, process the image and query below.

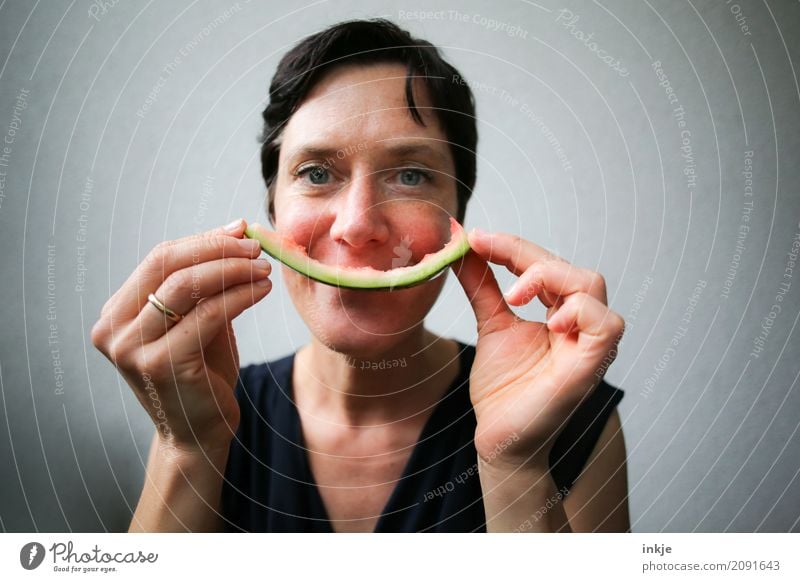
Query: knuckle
222,256,245,274
229,256,263,282
90,319,108,349
586,271,607,297
107,339,134,368
153,239,174,253
611,313,626,335
510,235,525,254
543,251,560,264
144,241,172,269
208,235,228,253
526,264,542,279
194,235,231,261
194,298,220,323
162,268,196,297
567,292,586,309
141,348,172,377
538,260,558,277
604,311,625,337
589,271,606,290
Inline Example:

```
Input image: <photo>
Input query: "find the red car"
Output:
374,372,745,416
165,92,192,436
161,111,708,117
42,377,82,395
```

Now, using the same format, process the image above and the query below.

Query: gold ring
147,293,184,323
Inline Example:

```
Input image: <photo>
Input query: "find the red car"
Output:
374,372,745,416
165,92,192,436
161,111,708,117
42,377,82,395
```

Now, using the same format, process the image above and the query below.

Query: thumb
451,249,515,336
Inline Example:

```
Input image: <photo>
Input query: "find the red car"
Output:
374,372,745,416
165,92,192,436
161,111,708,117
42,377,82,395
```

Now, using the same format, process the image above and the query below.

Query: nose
329,172,390,248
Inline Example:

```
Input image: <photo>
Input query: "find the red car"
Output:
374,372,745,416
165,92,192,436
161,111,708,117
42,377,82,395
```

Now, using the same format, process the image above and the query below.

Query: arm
562,408,630,532
452,228,627,533
479,458,572,533
128,432,231,532
88,220,270,532
480,409,629,532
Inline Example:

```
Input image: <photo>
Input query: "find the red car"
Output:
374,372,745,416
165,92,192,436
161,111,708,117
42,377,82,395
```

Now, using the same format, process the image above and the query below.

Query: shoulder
561,403,629,531
584,380,625,415
549,379,625,493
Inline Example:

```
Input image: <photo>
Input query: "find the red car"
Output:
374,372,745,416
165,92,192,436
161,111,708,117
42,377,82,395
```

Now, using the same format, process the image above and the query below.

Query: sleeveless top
220,340,624,532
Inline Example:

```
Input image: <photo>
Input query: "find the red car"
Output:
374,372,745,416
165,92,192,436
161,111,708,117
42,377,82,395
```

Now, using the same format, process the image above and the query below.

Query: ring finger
135,257,271,342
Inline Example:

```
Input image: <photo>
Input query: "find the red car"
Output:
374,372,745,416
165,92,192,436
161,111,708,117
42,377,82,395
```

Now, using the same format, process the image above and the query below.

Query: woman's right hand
91,219,272,455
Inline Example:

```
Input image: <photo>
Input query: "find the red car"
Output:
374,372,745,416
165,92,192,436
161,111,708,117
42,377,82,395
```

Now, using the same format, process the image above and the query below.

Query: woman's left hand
452,228,625,471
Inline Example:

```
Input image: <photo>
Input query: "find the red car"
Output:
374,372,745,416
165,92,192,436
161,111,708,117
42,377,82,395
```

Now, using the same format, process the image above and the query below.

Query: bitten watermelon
244,217,471,290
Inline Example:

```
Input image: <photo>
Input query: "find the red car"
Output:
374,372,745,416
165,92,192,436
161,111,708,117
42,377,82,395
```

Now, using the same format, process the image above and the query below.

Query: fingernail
472,227,488,238
504,282,518,299
223,218,243,232
239,238,260,252
252,258,271,272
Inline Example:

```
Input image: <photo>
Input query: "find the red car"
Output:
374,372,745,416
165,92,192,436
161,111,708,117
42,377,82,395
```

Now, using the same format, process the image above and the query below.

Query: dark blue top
220,340,624,532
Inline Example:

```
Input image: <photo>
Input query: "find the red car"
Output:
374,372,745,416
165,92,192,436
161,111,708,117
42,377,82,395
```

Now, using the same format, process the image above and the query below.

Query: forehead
280,62,449,155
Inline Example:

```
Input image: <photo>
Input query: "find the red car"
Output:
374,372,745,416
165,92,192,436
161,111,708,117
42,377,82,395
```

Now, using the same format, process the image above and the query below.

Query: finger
101,219,250,319
103,224,262,322
451,249,515,336
467,228,563,277
135,257,272,343
547,292,624,341
204,321,239,382
504,260,608,307
154,277,273,360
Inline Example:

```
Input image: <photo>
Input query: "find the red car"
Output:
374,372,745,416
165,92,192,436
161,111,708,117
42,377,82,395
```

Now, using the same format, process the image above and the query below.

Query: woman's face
272,62,460,357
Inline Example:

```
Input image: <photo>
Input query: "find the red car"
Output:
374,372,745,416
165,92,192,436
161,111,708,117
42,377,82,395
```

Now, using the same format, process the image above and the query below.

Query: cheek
395,211,453,261
274,204,330,250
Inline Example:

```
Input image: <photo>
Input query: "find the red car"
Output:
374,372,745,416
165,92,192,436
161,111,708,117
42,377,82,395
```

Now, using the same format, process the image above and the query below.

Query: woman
91,19,629,532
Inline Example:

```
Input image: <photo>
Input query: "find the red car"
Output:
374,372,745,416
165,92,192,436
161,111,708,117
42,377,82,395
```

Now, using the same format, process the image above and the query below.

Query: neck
294,328,461,427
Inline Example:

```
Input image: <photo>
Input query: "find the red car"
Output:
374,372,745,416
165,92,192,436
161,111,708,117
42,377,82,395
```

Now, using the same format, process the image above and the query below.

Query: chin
317,327,418,360
290,273,443,357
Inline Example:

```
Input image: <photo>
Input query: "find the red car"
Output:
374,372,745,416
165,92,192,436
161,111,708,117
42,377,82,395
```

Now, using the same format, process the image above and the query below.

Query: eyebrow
377,140,448,164
285,139,448,166
285,145,340,164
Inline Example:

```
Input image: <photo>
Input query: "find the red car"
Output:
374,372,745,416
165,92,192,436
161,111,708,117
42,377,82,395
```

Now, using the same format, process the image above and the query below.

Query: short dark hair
259,18,477,224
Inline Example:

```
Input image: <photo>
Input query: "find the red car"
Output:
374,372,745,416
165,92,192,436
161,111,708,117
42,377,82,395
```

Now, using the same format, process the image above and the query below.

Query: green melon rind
243,218,471,290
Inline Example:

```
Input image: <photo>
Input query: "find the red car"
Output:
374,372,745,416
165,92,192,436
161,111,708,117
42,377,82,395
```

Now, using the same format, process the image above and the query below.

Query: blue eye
298,165,330,185
399,168,428,186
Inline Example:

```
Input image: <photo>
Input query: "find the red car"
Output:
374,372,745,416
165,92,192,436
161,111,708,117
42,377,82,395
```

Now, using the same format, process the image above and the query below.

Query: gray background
1,0,798,532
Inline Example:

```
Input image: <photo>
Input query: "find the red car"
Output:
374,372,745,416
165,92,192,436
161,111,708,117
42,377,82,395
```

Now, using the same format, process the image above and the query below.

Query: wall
0,0,798,532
